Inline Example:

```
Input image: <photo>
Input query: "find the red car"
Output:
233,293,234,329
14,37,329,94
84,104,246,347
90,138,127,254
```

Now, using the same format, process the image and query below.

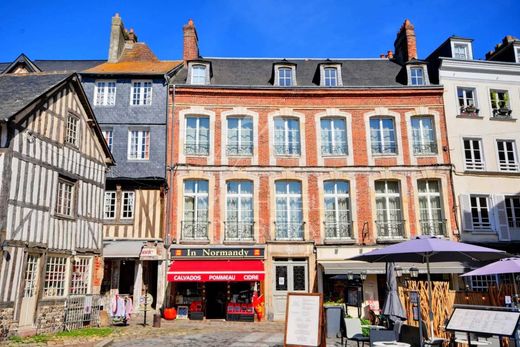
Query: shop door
19,254,40,327
272,259,308,320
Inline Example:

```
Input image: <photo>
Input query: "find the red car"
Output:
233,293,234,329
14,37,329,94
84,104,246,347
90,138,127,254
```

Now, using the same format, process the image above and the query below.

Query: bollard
153,313,161,328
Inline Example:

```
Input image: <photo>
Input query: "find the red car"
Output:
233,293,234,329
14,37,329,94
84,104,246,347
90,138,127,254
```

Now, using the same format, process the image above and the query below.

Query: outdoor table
454,338,492,346
362,325,387,330
373,341,411,347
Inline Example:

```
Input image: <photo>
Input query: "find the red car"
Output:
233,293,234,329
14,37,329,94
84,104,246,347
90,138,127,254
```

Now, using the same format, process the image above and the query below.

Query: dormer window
515,47,520,63
278,67,293,86
410,67,425,85
191,65,207,85
324,68,337,86
451,42,472,60
274,64,296,87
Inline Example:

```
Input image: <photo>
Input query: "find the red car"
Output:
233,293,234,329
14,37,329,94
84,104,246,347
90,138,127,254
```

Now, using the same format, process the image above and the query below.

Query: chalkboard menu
447,307,520,336
284,293,323,347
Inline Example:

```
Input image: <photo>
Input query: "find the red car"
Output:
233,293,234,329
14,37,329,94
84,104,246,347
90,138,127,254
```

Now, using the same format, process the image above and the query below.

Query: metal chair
344,318,370,347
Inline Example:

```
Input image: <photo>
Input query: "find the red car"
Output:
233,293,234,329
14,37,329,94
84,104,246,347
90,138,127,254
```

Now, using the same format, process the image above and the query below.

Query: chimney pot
387,50,394,59
183,19,200,63
380,54,385,58
393,19,417,64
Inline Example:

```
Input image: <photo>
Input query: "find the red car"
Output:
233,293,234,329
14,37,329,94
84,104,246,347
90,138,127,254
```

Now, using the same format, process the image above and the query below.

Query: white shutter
459,194,473,232
493,194,511,241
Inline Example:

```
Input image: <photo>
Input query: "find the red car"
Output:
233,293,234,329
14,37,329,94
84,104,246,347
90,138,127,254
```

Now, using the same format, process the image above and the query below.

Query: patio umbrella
349,236,507,338
382,262,406,324
461,257,520,295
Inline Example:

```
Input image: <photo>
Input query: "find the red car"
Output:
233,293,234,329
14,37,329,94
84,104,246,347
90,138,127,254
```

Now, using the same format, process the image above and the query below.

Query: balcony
376,220,405,241
275,221,305,240
371,143,397,155
459,105,480,117
323,221,353,240
274,143,301,156
413,142,438,155
492,107,513,119
226,143,253,156
321,144,347,156
224,221,255,241
419,219,447,237
181,220,209,240
184,142,209,156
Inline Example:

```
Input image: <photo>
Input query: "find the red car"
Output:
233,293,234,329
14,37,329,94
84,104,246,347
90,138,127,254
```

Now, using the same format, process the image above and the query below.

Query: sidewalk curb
94,339,113,347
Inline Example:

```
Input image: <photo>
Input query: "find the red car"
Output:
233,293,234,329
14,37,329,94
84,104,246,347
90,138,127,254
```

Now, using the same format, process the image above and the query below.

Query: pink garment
124,297,133,320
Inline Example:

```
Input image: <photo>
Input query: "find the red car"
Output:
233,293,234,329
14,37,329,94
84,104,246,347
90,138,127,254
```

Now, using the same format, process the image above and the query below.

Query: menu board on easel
447,307,520,336
284,293,323,347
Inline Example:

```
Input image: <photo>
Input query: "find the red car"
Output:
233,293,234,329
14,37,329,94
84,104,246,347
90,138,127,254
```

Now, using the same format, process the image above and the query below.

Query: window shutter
493,195,511,241
459,194,473,232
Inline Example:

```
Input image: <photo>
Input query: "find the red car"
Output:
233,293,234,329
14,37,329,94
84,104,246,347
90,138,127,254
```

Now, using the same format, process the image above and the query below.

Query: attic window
324,68,337,86
191,64,207,85
515,47,520,63
452,42,472,60
278,67,293,86
410,67,425,85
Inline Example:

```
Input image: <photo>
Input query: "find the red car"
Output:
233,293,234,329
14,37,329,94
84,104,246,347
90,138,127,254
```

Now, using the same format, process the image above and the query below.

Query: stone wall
36,300,65,334
0,305,16,340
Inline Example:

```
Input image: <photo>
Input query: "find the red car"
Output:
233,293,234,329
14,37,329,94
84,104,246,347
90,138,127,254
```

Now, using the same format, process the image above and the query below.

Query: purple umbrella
461,258,520,295
350,236,507,338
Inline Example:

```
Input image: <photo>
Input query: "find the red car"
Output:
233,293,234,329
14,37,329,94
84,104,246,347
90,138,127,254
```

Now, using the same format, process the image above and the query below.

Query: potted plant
324,297,345,338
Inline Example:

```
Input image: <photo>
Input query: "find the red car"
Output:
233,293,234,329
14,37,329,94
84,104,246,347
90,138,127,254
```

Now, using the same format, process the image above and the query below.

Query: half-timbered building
0,71,113,336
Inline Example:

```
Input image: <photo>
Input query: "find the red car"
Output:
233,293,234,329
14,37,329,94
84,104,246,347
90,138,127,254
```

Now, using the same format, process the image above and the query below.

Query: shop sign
170,247,264,259
169,273,264,282
140,246,158,260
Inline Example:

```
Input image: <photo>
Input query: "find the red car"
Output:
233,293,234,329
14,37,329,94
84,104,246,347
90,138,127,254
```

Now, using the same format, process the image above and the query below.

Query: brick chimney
108,13,127,62
393,19,417,64
126,28,138,44
183,19,199,64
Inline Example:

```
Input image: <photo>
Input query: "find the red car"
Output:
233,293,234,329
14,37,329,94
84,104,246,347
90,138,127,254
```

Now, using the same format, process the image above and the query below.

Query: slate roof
171,58,418,87
0,73,70,120
0,60,105,74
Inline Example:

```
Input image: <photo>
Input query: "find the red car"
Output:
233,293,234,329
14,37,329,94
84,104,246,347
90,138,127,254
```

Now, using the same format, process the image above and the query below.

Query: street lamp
360,271,368,281
409,267,419,279
394,266,403,277
347,272,354,281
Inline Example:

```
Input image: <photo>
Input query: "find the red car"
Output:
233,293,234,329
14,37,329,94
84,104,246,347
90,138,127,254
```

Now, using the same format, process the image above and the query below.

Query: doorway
272,258,308,320
19,254,41,327
119,260,135,295
205,282,227,319
143,261,158,309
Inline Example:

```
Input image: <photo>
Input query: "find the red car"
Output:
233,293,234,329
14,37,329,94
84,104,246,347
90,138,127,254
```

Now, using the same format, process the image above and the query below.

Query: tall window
191,65,207,85
131,81,152,105
410,67,425,85
94,81,116,106
324,180,351,239
128,129,150,160
324,67,338,87
463,138,484,170
121,191,135,219
275,181,303,240
185,116,210,155
457,87,478,115
453,43,470,59
411,116,436,154
418,180,445,236
274,118,300,155
227,117,253,156
320,118,347,155
56,178,74,217
506,196,520,229
183,180,209,240
497,140,518,171
375,181,403,239
226,181,254,240
65,114,79,147
470,195,492,231
43,256,68,297
490,90,511,117
278,67,293,86
104,191,116,219
370,117,396,154
102,129,113,152
70,257,91,295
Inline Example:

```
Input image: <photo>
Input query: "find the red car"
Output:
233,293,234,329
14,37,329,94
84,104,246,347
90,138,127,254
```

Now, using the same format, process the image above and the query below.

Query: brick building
166,19,459,320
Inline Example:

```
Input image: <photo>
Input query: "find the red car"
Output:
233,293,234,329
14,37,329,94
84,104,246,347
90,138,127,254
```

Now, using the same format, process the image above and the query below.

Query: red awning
167,260,265,282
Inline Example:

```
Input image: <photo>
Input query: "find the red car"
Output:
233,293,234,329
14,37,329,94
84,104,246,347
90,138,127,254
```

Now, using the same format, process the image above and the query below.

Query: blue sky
0,0,518,62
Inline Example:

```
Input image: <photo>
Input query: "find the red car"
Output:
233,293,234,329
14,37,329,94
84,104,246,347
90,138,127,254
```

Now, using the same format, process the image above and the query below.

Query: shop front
167,246,266,321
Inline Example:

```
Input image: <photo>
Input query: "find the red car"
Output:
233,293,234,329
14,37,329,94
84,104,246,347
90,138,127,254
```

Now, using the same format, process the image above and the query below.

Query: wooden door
19,255,40,327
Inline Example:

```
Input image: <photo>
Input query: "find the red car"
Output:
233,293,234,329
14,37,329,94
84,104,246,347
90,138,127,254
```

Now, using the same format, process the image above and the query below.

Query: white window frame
467,275,498,292
516,47,520,63
130,80,152,106
183,179,209,240
411,116,436,155
275,181,303,240
274,117,301,156
505,196,520,229
56,178,75,217
225,180,254,240
463,138,485,171
185,116,210,155
190,64,208,85
417,180,445,236
452,42,472,60
375,180,403,239
370,117,397,155
104,191,116,219
457,87,478,109
469,195,492,231
121,191,135,219
65,113,79,147
324,67,337,87
489,89,510,110
320,117,347,156
323,180,351,239
275,65,296,87
69,257,92,295
496,139,519,172
127,129,150,160
93,80,116,106
102,129,113,152
410,67,425,85
43,256,69,298
226,116,253,156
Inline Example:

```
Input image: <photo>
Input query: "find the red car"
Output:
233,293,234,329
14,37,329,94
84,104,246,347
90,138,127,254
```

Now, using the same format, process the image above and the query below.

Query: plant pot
324,305,344,338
